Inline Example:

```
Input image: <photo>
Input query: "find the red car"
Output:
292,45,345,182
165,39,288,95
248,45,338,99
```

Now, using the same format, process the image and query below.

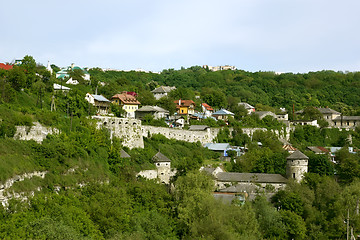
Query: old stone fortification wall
91,116,291,148
92,116,144,149
142,126,220,144
14,122,59,143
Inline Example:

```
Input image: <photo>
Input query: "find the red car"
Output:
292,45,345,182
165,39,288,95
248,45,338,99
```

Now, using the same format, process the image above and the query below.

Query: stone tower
286,150,308,182
153,151,172,184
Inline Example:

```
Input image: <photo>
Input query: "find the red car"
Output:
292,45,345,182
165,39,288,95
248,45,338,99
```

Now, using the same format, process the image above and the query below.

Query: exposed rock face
0,171,48,206
14,122,59,143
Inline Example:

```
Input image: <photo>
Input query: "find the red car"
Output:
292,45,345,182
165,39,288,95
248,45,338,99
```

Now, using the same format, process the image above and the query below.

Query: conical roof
286,150,308,160
152,152,171,162
120,149,131,158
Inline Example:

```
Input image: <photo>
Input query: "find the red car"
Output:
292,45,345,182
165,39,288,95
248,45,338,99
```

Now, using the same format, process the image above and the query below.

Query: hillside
1,56,360,238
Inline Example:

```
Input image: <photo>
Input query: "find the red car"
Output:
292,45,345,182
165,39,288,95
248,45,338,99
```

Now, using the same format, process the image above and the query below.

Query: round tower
286,150,308,182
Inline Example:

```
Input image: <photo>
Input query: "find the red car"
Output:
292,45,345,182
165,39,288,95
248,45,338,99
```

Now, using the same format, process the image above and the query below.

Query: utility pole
347,209,350,240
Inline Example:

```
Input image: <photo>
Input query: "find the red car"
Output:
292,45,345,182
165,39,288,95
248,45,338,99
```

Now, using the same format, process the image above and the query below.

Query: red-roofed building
0,63,13,70
174,99,195,115
126,91,137,97
282,144,297,154
111,91,141,118
201,103,214,117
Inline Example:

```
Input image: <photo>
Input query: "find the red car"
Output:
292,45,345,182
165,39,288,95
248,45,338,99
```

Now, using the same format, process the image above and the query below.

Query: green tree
7,67,26,91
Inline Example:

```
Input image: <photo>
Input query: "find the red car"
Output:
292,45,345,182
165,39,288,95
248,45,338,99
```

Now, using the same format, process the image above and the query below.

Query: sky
1,0,360,73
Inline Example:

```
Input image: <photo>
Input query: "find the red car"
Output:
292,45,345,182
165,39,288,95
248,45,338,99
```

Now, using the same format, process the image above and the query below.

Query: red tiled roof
126,91,137,97
111,92,141,105
202,103,213,111
316,146,329,153
174,100,195,108
0,63,13,70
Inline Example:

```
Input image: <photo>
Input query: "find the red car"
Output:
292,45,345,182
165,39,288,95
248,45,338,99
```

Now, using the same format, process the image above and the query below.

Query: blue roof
92,94,111,102
212,109,234,116
204,143,230,151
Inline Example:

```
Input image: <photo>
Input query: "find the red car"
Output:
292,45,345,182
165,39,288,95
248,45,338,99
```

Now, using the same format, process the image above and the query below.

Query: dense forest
1,56,360,239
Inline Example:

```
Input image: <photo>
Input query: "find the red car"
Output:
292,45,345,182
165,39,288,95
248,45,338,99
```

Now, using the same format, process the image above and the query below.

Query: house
292,119,320,128
111,91,141,118
215,172,288,192
137,152,176,184
151,86,176,100
276,113,289,121
282,144,297,154
167,115,185,128
295,107,341,121
174,100,195,115
253,111,277,120
202,150,309,204
201,167,287,203
56,63,90,81
317,107,341,120
203,65,236,71
332,116,360,129
0,63,13,70
201,103,214,117
65,78,79,85
204,143,231,157
329,147,356,162
212,109,235,121
135,106,169,120
53,83,70,92
238,102,255,114
85,93,111,115
307,146,330,155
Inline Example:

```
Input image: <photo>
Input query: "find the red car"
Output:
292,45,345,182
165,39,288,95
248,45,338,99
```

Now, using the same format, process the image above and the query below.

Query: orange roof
0,63,13,70
111,92,141,105
282,144,297,152
202,103,213,111
174,99,195,108
316,146,329,153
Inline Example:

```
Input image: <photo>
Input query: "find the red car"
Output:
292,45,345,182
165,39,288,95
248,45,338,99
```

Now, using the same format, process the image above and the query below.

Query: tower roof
152,152,171,162
120,149,131,158
287,150,308,160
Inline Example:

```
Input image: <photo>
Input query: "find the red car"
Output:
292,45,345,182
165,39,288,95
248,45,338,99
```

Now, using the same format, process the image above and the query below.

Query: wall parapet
92,116,144,149
142,125,220,144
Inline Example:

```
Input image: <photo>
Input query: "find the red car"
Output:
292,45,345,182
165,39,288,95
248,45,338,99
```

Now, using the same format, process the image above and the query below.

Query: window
292,173,296,178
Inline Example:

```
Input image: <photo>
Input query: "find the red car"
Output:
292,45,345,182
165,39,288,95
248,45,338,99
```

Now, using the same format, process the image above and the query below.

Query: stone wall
142,125,220,144
92,116,144,149
14,122,59,143
92,116,291,149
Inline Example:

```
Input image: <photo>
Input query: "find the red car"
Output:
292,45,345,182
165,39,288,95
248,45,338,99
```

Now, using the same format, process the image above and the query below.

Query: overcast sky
1,0,360,73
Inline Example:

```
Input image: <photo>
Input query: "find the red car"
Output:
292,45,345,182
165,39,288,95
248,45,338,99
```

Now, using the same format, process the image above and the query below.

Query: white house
135,106,169,120
56,63,90,81
151,86,176,100
238,102,255,114
85,93,111,115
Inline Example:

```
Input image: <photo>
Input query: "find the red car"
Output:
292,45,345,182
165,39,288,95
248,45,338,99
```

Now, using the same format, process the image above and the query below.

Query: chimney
71,63,75,69
179,99,181,106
